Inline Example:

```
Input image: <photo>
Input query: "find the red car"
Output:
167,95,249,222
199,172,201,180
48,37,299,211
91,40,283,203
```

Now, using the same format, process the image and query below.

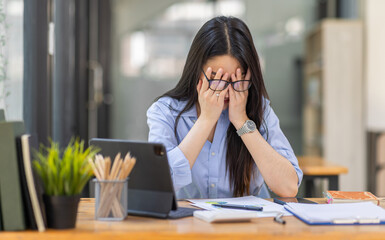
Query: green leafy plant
33,138,99,196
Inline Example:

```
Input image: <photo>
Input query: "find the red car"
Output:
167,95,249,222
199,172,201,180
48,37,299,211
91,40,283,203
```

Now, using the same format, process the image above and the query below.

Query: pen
212,203,263,211
274,213,286,225
273,198,286,205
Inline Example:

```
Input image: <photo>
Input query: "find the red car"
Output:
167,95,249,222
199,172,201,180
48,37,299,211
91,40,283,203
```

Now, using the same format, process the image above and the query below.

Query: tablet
274,197,317,205
89,138,181,218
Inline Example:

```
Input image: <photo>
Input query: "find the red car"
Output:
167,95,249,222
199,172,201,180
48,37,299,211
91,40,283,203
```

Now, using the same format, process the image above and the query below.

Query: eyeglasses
202,70,251,92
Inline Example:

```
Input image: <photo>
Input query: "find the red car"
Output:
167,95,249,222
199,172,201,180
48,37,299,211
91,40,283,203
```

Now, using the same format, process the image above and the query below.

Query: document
284,202,385,225
187,196,291,218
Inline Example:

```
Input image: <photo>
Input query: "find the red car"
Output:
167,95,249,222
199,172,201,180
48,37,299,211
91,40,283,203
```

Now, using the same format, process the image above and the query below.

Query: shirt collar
180,104,198,118
169,99,197,118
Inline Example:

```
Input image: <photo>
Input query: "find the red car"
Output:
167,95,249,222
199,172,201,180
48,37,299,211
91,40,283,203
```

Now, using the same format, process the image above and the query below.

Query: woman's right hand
196,67,229,123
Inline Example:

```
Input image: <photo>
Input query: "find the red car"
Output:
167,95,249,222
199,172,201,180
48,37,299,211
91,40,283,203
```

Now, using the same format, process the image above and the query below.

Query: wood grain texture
298,156,348,176
1,198,385,240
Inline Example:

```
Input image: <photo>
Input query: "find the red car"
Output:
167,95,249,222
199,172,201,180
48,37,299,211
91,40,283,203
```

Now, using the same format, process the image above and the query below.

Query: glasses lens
233,81,251,91
209,80,228,91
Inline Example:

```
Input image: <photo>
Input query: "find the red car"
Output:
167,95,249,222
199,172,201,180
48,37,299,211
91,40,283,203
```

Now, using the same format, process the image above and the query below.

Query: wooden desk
298,156,349,197
2,198,385,240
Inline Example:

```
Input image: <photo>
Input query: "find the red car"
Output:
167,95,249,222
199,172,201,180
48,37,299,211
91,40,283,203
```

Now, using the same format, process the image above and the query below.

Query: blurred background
0,0,384,197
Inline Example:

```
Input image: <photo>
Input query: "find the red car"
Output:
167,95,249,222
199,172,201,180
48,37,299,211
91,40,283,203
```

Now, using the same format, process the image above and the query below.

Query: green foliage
33,138,99,196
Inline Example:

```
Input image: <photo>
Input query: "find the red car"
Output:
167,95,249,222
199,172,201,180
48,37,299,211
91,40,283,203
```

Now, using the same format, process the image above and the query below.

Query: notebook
325,191,380,205
0,121,26,231
19,135,47,231
284,202,385,225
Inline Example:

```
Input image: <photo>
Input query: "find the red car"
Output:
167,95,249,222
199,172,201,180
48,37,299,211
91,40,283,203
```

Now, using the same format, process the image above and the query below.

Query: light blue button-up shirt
147,96,303,199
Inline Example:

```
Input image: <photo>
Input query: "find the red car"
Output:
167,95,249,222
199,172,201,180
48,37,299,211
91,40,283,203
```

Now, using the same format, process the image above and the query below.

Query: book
16,135,46,232
0,121,26,231
15,135,36,230
285,202,385,225
0,109,5,121
325,191,380,205
0,190,2,231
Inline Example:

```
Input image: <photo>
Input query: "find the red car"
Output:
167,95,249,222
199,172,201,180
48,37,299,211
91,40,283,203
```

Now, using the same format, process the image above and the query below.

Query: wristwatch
236,119,256,136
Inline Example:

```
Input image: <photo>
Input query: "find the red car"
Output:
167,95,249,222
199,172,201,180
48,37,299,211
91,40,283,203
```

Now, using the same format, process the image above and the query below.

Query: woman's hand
229,68,250,129
197,67,229,123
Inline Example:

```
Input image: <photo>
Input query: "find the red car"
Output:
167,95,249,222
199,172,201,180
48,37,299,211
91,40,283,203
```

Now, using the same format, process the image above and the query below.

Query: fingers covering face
236,68,243,80
196,79,203,93
200,67,250,95
201,67,212,92
245,68,251,80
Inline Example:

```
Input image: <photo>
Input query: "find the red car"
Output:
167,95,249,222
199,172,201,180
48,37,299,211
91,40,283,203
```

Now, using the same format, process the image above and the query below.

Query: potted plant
33,138,99,229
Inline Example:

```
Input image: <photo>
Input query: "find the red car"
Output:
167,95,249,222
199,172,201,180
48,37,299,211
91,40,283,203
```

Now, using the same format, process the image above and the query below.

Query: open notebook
284,202,385,225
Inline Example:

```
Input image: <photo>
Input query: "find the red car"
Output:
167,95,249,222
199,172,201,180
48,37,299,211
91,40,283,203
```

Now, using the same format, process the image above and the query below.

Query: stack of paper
285,202,385,225
187,196,291,218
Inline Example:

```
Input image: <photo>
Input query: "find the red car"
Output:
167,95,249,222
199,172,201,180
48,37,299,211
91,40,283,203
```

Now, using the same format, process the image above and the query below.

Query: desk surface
298,156,349,176
2,198,385,240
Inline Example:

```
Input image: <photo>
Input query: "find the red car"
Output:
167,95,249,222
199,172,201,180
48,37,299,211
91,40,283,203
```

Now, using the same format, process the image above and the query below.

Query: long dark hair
158,16,269,197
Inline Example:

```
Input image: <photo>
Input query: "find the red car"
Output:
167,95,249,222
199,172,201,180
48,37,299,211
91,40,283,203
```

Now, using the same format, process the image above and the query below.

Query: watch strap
236,120,256,136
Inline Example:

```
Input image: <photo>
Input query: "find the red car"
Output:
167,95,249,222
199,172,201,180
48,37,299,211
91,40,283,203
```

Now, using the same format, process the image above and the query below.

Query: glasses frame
202,70,251,92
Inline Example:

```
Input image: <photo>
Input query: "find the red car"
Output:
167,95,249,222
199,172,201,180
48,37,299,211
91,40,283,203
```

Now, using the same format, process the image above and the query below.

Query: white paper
187,195,291,218
285,202,385,224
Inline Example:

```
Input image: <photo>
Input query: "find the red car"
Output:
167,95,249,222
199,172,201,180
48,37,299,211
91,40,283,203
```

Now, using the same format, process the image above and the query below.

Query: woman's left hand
228,68,251,129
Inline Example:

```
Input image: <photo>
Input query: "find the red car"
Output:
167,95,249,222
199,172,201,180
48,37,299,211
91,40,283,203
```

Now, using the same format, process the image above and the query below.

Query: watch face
246,120,256,130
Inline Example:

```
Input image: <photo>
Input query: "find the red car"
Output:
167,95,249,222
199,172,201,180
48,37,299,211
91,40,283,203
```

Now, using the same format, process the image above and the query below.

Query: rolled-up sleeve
146,102,192,191
260,102,303,186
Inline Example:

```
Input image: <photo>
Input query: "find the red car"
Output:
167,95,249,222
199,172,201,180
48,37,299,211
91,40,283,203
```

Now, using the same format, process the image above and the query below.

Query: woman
147,16,302,199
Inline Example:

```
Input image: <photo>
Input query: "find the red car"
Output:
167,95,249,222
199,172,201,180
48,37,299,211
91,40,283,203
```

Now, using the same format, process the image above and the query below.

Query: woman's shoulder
148,96,188,115
260,97,274,126
261,97,271,115
156,96,179,106
262,97,271,108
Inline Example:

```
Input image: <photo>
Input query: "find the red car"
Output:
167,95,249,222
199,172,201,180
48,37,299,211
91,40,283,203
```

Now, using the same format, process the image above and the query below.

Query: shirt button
211,152,215,156
211,184,215,188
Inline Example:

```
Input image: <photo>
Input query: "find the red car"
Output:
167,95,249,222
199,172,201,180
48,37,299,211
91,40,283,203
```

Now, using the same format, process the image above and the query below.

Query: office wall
245,0,317,155
110,0,317,150
110,0,180,140
109,0,248,141
365,0,385,131
112,78,176,140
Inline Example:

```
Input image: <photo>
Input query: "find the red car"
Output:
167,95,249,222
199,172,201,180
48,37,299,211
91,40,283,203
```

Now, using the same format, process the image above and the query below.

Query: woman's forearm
239,129,299,197
179,118,216,169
